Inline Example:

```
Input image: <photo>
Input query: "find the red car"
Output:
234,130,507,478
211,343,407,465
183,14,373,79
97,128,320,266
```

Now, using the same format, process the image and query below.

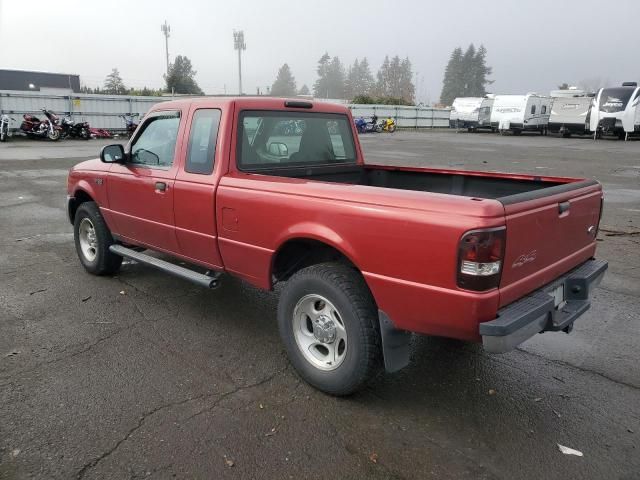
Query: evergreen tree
165,55,204,95
469,44,492,96
460,44,477,96
440,44,491,105
375,55,415,103
399,57,415,104
313,52,331,98
344,59,359,100
375,56,391,97
270,63,297,96
345,58,375,99
359,58,375,95
313,53,345,98
298,84,310,95
103,68,127,95
440,47,463,105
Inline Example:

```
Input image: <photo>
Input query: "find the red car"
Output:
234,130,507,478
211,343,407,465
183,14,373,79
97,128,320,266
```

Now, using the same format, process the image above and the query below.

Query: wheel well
69,189,94,224
272,239,357,283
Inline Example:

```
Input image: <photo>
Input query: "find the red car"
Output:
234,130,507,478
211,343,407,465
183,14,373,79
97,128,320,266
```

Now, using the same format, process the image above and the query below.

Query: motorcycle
120,114,139,138
378,117,397,133
20,108,62,141
60,116,91,140
89,127,113,139
354,115,381,134
1,114,15,142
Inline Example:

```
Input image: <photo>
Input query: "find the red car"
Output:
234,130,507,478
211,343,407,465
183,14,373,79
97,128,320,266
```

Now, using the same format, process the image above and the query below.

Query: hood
71,158,106,171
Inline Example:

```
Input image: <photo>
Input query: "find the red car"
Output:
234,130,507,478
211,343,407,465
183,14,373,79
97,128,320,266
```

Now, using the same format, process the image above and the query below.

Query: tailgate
499,181,603,307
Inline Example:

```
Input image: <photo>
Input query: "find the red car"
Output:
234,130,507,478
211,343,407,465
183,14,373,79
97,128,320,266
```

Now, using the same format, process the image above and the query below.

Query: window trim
185,108,222,175
236,110,358,173
128,110,181,169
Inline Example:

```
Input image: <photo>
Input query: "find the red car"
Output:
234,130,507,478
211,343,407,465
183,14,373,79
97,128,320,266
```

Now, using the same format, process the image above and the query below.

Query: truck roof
153,96,352,115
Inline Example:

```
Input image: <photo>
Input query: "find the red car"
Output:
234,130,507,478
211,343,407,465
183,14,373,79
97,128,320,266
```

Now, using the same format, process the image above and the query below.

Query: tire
48,129,61,141
73,202,122,275
375,125,383,133
0,127,6,142
81,128,91,140
388,125,396,133
277,262,382,396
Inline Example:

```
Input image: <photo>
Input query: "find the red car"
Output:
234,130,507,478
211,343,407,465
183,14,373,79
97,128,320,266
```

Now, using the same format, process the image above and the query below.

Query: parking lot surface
1,131,638,479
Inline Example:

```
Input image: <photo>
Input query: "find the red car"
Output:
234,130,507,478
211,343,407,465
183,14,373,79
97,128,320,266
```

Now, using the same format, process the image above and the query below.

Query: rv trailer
548,96,594,137
490,93,552,135
589,82,640,139
449,96,494,131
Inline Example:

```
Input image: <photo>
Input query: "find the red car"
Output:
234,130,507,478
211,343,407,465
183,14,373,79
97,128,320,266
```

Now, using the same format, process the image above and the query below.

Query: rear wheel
278,263,382,396
74,202,122,275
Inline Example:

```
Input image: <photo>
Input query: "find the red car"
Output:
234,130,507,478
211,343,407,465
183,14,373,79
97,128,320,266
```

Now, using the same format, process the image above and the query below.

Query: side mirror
100,144,126,163
268,142,289,157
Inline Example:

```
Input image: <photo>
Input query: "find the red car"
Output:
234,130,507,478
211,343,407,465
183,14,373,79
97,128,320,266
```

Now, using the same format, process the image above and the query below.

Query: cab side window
185,109,221,174
130,112,180,167
541,105,547,114
531,104,536,115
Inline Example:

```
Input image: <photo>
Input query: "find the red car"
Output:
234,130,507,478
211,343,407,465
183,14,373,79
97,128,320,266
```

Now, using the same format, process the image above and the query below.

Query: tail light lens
457,227,506,291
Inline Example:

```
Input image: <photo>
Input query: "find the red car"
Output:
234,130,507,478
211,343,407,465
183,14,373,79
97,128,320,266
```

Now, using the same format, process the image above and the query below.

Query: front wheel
74,202,122,275
0,127,6,142
388,124,396,133
278,263,382,396
48,129,61,141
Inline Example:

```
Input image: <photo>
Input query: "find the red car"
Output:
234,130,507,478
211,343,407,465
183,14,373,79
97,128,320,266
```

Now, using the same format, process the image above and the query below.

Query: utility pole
233,30,246,95
161,21,171,78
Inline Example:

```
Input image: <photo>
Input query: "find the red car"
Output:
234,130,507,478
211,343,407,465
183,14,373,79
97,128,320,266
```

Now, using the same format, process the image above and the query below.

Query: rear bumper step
109,245,221,289
480,258,608,353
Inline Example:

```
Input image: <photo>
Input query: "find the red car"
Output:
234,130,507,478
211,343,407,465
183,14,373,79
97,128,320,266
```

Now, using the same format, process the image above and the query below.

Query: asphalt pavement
0,131,638,479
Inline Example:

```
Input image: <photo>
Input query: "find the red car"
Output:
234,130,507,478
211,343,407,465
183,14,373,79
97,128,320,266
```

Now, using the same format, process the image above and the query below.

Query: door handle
155,182,167,192
558,201,570,215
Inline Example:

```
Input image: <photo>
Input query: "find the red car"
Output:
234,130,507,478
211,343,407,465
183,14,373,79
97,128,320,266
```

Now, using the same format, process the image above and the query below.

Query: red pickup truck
67,97,607,395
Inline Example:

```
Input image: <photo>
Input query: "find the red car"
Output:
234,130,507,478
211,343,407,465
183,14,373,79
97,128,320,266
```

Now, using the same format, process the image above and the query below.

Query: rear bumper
480,258,608,353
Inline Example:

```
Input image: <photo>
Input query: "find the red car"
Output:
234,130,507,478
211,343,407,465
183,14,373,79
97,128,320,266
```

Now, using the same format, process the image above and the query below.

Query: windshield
238,111,357,170
599,88,634,113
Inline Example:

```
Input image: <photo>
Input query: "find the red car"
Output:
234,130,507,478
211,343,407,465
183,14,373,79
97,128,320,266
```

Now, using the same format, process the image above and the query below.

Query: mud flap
378,310,411,373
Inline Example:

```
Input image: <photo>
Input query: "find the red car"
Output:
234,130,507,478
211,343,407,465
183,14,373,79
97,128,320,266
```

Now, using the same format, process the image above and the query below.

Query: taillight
457,227,506,291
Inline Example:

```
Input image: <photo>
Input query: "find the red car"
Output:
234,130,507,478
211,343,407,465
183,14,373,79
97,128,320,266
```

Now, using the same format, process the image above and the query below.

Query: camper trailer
589,82,640,139
490,94,552,135
449,96,494,131
548,96,593,137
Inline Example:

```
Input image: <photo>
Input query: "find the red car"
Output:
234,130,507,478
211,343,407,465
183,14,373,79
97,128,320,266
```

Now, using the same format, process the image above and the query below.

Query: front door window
131,112,181,168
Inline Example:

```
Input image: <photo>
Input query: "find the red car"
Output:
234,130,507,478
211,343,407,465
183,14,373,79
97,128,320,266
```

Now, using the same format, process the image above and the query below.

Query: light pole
233,30,246,95
161,21,171,78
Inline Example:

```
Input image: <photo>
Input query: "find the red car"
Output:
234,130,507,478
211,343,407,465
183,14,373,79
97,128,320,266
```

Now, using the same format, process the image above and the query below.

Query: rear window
237,111,357,170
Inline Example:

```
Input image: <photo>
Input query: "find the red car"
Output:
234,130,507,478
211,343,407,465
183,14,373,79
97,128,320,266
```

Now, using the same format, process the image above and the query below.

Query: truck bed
254,163,593,203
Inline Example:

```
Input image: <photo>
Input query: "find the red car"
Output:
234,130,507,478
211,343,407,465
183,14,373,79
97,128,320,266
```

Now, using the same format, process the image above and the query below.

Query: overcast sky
0,0,637,102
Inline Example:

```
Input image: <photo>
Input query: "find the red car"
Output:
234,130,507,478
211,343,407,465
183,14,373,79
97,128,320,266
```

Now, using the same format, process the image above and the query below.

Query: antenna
161,21,171,78
233,30,246,95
